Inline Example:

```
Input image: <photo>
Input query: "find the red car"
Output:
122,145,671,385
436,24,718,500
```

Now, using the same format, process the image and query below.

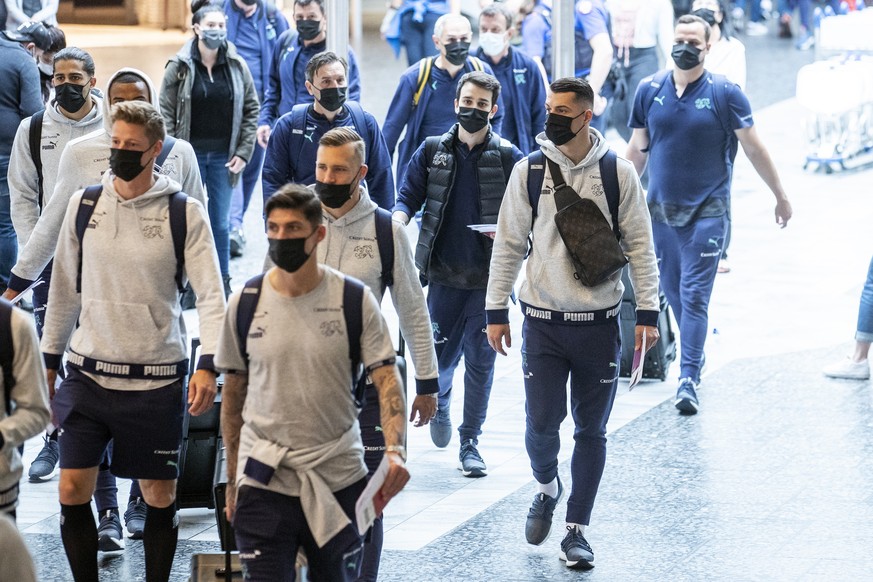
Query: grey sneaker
560,525,594,569
525,476,563,545
28,436,59,482
229,228,246,258
97,510,124,552
124,497,147,539
458,439,487,478
674,377,700,415
429,407,452,448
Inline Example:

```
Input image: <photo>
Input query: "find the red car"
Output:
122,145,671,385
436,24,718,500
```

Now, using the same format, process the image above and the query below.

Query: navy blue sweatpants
522,317,620,526
652,215,727,382
427,284,496,443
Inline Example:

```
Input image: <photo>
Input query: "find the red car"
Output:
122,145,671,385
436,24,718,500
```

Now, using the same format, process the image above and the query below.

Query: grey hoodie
40,172,226,391
318,187,439,395
9,93,104,246
1,306,51,511
486,129,660,322
7,68,206,289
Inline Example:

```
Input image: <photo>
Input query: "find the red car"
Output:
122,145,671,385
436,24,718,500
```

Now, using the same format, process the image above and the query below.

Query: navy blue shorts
52,368,184,480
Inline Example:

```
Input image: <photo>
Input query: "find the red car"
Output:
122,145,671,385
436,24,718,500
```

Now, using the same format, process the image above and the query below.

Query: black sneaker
560,525,594,570
28,436,59,482
97,510,124,552
674,377,700,415
525,476,563,545
124,497,147,539
458,439,487,478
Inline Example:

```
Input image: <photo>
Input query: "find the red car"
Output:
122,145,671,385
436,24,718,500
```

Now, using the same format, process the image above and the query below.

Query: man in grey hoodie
41,101,225,582
314,127,438,581
485,77,660,570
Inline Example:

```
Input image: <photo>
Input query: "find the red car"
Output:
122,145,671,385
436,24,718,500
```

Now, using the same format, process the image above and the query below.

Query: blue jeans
195,149,233,277
0,154,17,289
427,284,496,443
400,10,442,67
735,0,764,22
652,215,728,382
229,141,265,231
856,255,873,343
521,317,620,525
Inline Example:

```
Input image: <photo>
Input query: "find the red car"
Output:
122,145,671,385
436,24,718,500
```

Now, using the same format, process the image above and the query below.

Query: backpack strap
345,101,368,137
156,135,177,170
342,277,366,406
373,208,394,293
469,56,484,72
29,110,45,210
289,104,310,169
708,73,739,164
168,191,188,293
640,69,672,125
236,273,265,364
598,150,621,241
526,150,545,220
75,186,104,294
413,57,434,108
0,299,15,416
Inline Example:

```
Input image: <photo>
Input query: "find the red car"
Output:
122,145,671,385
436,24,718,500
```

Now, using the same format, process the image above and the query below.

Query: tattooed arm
221,372,248,521
371,364,410,500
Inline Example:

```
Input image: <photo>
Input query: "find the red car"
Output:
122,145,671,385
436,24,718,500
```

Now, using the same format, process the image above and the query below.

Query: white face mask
38,61,53,76
479,32,508,57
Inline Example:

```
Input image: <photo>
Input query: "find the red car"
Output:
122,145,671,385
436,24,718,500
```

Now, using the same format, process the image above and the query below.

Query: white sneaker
746,22,769,36
823,357,870,380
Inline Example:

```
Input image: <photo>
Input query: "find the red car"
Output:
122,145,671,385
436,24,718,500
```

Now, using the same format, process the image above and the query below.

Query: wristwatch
386,445,407,462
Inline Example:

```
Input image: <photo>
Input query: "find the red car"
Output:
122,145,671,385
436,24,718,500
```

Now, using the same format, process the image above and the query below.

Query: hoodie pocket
75,299,172,363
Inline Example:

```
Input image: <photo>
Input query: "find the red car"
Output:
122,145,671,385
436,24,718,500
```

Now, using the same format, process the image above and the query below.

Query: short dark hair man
486,76,660,570
476,3,546,154
41,101,226,582
626,15,792,414
262,51,395,210
394,71,523,477
258,0,362,143
217,184,410,581
383,13,504,186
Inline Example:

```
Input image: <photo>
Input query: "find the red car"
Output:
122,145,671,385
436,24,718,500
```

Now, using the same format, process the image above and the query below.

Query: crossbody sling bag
546,154,627,287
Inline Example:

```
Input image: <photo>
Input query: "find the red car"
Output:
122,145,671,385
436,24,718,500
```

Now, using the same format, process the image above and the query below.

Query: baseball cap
4,21,53,51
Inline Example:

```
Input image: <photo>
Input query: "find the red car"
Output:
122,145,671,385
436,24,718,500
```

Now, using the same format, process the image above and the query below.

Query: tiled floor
11,20,873,582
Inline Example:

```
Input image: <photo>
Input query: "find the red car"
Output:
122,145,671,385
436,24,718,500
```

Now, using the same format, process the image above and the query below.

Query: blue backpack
285,102,368,169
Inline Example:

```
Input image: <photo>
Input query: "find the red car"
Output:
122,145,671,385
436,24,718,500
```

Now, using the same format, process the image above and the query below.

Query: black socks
60,501,98,582
143,502,179,582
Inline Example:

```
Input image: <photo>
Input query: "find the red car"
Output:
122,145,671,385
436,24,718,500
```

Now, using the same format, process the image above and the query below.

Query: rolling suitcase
618,268,676,381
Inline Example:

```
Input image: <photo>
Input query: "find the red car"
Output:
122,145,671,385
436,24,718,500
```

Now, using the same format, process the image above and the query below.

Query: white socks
537,477,559,498
566,523,585,535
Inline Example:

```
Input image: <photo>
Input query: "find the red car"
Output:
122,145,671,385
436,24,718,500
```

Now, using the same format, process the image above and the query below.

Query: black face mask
55,82,90,113
240,0,258,5
317,86,348,112
690,8,718,27
297,19,322,41
109,147,151,182
444,41,470,66
269,233,314,273
544,111,585,146
315,173,359,209
457,106,490,133
672,43,702,71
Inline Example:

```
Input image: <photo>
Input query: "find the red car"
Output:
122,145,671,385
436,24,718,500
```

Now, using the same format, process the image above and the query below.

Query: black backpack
234,208,396,406
74,185,188,294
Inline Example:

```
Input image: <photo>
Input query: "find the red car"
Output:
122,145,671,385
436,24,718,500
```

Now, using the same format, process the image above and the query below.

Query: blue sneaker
675,377,700,415
429,407,452,448
28,436,59,482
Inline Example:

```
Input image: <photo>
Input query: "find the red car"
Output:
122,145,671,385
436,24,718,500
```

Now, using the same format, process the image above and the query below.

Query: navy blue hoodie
0,35,42,157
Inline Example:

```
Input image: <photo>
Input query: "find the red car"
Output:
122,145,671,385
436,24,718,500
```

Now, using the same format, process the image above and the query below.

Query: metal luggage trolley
796,7,873,173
